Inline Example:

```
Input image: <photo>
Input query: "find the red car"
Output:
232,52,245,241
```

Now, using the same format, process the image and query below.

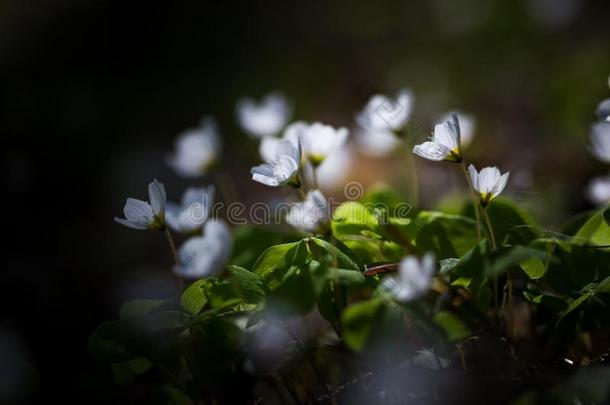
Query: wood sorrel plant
93,90,610,404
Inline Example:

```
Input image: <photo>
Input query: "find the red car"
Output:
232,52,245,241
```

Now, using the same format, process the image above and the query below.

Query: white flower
382,254,436,303
413,114,462,162
596,98,610,122
355,128,402,157
236,92,291,138
258,121,305,162
590,122,610,163
251,140,302,187
297,122,349,167
174,220,232,279
356,88,414,133
468,164,510,206
165,186,215,233
114,179,166,230
439,111,476,148
316,146,354,191
167,117,220,177
285,190,330,234
587,174,610,205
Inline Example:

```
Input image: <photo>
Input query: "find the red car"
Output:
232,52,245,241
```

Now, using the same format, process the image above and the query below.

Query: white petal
413,142,451,161
440,111,476,147
596,98,610,121
587,174,610,205
123,198,154,224
356,128,401,157
478,167,502,194
148,179,166,216
432,121,459,151
492,172,510,198
590,122,610,163
236,92,291,138
259,136,281,162
114,217,148,230
468,164,479,192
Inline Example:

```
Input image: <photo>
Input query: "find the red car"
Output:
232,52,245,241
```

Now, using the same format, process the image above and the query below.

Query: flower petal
413,142,451,161
148,179,167,216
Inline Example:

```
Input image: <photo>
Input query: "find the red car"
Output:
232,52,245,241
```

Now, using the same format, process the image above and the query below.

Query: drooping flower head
590,121,610,163
381,253,436,303
251,140,302,187
356,88,414,133
174,220,232,279
167,117,220,177
413,113,462,162
114,179,167,230
468,164,510,206
236,92,291,138
285,190,330,234
166,186,215,234
587,174,610,206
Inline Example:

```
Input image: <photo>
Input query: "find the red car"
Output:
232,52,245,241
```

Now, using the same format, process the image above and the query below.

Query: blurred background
1,0,609,401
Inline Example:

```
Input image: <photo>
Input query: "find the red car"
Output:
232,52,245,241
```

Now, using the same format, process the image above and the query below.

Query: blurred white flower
413,114,462,162
590,122,610,163
167,117,220,177
587,174,610,205
166,186,215,234
356,88,414,133
439,111,476,148
236,92,291,138
257,121,304,162
174,220,232,279
468,164,510,206
316,146,354,191
298,122,349,167
382,254,436,303
596,98,610,122
114,179,166,230
286,190,330,234
355,128,401,157
251,140,302,187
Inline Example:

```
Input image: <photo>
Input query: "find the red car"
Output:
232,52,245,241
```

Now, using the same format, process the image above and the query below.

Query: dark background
2,0,609,401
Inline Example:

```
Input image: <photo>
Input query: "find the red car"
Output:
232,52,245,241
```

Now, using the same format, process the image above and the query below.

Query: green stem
459,160,482,241
164,227,183,289
481,207,496,250
482,206,503,327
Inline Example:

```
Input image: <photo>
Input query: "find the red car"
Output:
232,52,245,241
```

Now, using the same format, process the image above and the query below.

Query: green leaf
574,205,610,247
522,292,567,311
484,198,539,245
89,320,140,362
487,245,555,278
163,385,194,405
307,237,362,271
120,299,167,319
228,265,265,304
415,212,478,259
148,311,186,331
230,225,299,269
341,298,385,351
180,280,208,316
433,311,471,342
331,202,380,237
253,241,309,289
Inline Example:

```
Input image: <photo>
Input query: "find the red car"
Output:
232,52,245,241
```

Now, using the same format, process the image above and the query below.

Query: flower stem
459,161,482,241
311,163,319,191
164,227,183,289
482,206,501,326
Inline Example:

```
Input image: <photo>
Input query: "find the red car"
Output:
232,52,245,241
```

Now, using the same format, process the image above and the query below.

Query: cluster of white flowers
587,81,610,205
381,254,436,303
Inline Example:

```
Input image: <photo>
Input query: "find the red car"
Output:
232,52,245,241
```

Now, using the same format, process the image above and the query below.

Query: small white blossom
587,174,610,205
440,111,476,148
590,122,610,163
596,98,610,122
355,128,401,157
258,121,306,162
382,254,436,303
174,220,232,279
236,92,291,138
316,146,354,191
285,190,330,234
115,179,166,230
356,88,414,133
468,164,510,206
165,186,215,234
297,122,349,166
413,114,462,162
251,140,302,187
167,117,220,177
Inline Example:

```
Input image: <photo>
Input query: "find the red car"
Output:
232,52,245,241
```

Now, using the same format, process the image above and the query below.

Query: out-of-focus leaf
332,202,380,237
433,311,471,342
253,240,309,289
180,280,208,316
485,198,539,245
228,265,265,304
230,225,299,269
487,245,555,278
523,291,567,311
89,320,140,363
307,237,362,271
120,299,167,320
573,204,610,247
341,298,385,351
415,212,478,259
148,311,186,331
163,384,194,405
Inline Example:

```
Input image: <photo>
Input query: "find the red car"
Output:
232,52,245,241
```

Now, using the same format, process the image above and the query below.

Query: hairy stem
164,227,183,289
